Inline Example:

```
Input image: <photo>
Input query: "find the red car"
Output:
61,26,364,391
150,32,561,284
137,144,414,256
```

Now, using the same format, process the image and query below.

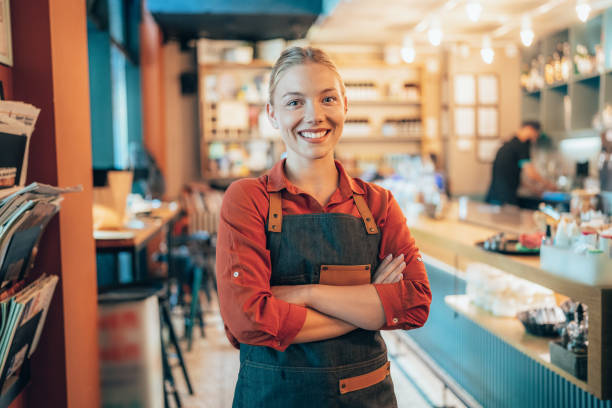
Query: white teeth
300,130,328,139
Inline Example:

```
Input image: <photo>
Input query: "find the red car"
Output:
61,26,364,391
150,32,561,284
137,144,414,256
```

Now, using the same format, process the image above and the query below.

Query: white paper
477,140,502,162
478,107,498,138
478,75,498,104
454,74,475,105
455,107,475,138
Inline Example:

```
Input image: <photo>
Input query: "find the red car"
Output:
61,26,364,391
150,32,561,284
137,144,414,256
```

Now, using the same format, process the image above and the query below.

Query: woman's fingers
377,254,404,282
373,254,404,284
381,261,406,284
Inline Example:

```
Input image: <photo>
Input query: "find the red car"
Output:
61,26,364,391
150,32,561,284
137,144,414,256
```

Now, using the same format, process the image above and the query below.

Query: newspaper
0,101,41,189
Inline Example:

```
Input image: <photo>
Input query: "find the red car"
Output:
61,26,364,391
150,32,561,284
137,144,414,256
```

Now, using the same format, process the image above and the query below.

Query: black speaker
180,72,197,95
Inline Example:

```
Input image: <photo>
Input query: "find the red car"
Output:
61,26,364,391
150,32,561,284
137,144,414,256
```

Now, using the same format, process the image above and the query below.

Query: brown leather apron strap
339,361,390,394
268,192,283,232
352,194,379,234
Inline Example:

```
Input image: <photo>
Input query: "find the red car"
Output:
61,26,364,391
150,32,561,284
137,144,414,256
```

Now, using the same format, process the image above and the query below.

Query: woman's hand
271,285,312,306
373,254,405,284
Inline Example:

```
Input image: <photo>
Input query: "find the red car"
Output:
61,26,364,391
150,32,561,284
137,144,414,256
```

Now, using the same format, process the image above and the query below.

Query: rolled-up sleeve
216,181,307,351
372,192,432,330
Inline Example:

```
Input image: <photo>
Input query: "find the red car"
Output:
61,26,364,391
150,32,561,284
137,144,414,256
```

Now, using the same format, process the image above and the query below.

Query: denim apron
233,192,397,408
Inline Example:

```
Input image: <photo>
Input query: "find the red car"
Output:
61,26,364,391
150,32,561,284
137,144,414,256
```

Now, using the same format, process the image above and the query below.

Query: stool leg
160,307,181,408
196,293,205,337
187,266,203,350
161,300,194,395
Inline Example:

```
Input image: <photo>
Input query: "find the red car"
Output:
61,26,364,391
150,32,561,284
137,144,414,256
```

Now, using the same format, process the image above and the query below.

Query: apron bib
233,192,397,408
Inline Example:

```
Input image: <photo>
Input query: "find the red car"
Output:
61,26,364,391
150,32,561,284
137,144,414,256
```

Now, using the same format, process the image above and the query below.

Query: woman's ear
343,95,348,115
266,103,279,129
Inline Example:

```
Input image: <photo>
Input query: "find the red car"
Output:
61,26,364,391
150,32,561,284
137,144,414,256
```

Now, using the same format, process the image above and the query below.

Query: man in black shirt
486,121,556,205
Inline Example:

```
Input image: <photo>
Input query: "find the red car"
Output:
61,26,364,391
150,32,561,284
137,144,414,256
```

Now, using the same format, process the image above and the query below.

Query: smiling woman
216,46,432,408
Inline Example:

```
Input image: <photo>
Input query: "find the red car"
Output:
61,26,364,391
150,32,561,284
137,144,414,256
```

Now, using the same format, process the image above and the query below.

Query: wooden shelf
573,72,602,83
444,295,590,393
545,81,569,90
339,136,421,143
205,137,281,143
200,60,272,70
521,89,542,96
348,100,421,106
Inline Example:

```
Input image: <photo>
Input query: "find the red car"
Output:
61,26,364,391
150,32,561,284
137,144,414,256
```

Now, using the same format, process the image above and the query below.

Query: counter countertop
408,202,609,302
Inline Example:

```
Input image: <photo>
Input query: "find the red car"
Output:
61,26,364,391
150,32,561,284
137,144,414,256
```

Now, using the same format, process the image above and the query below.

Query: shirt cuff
274,303,307,351
373,283,404,328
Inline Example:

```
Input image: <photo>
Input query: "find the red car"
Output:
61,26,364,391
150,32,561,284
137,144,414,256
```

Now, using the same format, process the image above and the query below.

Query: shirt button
233,271,240,278
392,317,399,324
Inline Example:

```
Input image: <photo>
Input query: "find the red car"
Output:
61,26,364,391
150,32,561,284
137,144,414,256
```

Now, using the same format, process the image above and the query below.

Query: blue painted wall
88,0,143,170
87,20,114,169
409,261,612,408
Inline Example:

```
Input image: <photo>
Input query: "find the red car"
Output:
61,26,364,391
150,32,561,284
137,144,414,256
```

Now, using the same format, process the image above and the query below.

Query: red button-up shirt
216,159,431,351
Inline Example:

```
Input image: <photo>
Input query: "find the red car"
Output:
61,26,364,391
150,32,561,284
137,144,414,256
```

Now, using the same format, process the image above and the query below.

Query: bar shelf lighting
576,0,591,22
521,16,535,47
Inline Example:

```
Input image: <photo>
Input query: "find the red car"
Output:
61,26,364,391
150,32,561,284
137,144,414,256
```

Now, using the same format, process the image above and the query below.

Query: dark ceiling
152,13,320,42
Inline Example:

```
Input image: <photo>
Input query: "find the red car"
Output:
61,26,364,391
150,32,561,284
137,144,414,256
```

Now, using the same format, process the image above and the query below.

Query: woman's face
267,63,347,162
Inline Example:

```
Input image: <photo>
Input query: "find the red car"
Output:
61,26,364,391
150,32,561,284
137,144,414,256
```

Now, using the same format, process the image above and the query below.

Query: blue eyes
285,96,336,107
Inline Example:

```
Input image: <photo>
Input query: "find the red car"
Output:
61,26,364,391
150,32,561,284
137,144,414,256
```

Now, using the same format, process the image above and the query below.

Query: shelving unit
520,9,612,140
198,60,284,180
198,52,428,181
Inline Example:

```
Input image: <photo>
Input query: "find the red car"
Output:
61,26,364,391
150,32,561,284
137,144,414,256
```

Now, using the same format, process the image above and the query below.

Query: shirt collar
266,158,365,197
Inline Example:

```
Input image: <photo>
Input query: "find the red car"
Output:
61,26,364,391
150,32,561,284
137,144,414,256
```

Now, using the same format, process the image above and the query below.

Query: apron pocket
339,361,390,394
320,264,371,285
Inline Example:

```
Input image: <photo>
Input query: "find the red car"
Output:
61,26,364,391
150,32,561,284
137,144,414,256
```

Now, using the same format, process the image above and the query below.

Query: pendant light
576,0,591,22
401,35,416,63
520,16,535,47
428,18,443,46
466,1,483,22
481,36,494,64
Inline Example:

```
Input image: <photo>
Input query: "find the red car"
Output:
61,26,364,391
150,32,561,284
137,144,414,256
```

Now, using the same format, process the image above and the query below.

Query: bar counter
405,202,611,404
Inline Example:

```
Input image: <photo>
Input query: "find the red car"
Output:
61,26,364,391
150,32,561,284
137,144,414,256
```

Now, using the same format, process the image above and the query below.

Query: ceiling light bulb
401,47,416,63
428,20,443,46
401,35,416,63
576,0,591,22
466,1,483,22
481,36,494,64
520,16,534,47
521,29,535,46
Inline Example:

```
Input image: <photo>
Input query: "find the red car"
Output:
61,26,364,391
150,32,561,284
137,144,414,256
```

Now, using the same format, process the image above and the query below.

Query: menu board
477,107,498,138
478,75,498,104
454,74,475,105
477,140,502,162
455,107,475,138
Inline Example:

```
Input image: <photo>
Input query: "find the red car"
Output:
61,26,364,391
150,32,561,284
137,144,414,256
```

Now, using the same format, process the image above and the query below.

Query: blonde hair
268,46,345,104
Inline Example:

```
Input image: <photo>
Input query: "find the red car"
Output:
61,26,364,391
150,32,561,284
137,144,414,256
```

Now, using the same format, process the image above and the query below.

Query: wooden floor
169,301,462,408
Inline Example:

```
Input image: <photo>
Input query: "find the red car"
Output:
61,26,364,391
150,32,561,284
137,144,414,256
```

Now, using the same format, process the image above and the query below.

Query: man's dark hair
521,120,541,131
